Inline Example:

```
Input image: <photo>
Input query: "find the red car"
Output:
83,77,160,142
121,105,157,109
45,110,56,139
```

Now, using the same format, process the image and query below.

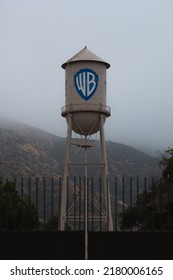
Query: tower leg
100,115,113,231
58,114,72,230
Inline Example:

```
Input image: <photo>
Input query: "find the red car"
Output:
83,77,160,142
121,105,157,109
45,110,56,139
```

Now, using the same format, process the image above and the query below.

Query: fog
0,0,173,154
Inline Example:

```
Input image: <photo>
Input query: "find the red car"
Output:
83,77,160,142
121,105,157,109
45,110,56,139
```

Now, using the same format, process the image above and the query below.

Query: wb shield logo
74,69,98,101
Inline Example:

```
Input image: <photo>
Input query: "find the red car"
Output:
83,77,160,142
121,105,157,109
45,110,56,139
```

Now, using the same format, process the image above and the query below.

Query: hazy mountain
0,118,161,180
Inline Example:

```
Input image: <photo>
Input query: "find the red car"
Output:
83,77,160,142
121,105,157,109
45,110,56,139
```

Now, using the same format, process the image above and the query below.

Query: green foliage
0,179,39,230
160,148,173,182
120,148,173,231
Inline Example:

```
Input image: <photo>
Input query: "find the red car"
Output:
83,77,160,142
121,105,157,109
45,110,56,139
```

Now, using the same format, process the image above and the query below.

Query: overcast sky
0,0,173,153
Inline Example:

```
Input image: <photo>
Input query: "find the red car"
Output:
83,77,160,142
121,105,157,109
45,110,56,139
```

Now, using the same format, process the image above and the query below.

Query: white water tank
61,46,111,135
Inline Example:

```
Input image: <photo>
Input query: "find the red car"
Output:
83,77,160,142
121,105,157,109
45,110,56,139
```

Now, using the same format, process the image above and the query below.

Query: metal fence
0,176,172,231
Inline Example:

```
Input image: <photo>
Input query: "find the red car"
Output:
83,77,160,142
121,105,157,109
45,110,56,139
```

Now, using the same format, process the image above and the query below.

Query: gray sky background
0,0,173,153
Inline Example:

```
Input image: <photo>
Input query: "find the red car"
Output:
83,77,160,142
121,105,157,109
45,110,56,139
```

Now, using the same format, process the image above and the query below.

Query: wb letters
74,68,98,101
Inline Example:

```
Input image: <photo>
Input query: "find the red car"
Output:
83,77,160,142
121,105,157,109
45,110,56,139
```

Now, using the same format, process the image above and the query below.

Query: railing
0,177,172,231
61,103,111,117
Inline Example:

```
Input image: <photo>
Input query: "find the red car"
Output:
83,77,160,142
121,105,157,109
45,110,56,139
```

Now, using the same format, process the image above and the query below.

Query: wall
0,231,172,260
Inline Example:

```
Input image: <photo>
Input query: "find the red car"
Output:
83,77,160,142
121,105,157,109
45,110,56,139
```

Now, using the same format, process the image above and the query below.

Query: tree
0,179,39,230
160,148,173,183
120,148,173,231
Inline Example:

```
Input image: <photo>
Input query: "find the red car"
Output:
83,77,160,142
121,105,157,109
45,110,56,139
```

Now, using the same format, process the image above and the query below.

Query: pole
84,137,88,260
100,115,113,231
59,114,72,230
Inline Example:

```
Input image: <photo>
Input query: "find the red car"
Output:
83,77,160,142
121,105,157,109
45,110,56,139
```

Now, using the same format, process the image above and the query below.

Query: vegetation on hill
0,124,62,178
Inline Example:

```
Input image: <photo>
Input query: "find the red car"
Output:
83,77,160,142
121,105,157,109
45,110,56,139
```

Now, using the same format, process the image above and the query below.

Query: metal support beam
100,115,113,231
58,114,72,230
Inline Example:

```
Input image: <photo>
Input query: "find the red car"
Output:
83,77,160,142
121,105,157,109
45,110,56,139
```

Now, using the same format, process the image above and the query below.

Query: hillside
0,119,161,179
0,119,62,178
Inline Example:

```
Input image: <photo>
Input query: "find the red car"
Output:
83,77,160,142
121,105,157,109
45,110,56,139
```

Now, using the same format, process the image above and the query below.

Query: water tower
59,47,113,231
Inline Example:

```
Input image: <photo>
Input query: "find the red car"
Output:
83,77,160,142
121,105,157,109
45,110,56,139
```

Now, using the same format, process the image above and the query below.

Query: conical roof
61,46,110,69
